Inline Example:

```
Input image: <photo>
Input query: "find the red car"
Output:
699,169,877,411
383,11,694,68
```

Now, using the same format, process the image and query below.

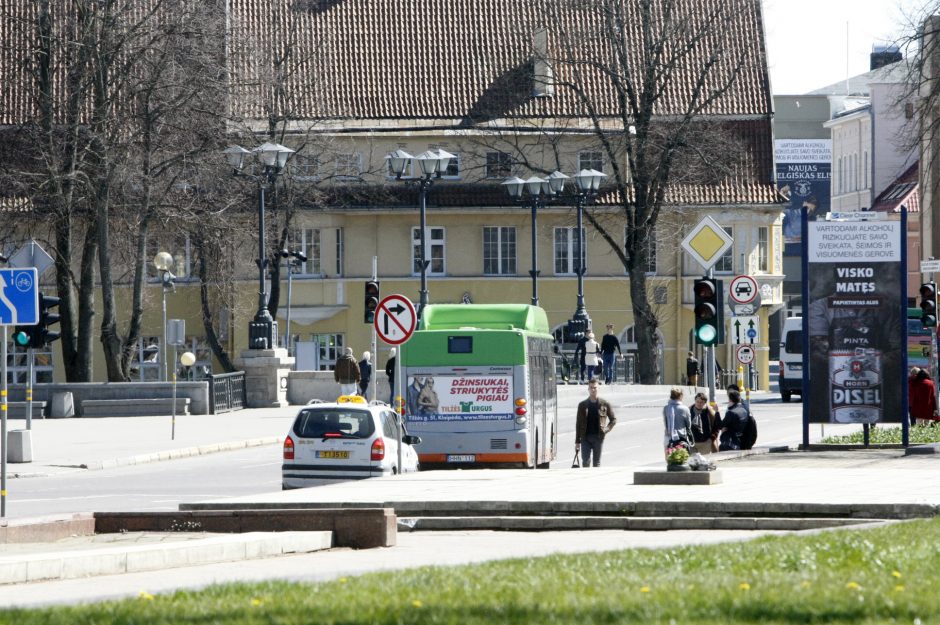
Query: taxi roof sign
337,395,367,404
681,216,733,271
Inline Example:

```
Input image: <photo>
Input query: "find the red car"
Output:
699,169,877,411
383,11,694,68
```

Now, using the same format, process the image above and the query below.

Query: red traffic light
694,279,716,300
920,282,937,299
365,281,379,297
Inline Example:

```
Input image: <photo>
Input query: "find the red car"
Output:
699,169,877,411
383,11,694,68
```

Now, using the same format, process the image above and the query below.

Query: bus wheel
535,433,550,469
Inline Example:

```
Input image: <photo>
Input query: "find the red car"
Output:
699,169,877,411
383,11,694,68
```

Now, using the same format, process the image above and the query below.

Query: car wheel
781,390,791,403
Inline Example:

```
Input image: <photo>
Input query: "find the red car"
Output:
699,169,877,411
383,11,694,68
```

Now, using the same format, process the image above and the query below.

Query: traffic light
11,326,36,348
37,293,60,346
920,282,938,328
693,278,724,346
364,280,380,323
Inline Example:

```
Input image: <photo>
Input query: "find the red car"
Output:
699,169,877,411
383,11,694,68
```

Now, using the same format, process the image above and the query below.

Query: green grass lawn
3,518,939,624
821,422,940,445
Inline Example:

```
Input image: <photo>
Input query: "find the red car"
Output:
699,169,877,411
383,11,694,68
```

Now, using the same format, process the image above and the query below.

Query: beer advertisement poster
775,139,832,251
806,219,903,424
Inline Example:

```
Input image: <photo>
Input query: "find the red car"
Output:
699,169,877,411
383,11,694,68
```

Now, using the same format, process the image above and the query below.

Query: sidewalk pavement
4,406,296,478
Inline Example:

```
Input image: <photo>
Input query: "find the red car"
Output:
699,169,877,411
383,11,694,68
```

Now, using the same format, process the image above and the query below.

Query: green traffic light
12,331,30,347
696,324,717,345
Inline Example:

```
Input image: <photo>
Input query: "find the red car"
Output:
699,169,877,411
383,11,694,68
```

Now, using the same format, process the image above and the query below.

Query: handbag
571,450,581,468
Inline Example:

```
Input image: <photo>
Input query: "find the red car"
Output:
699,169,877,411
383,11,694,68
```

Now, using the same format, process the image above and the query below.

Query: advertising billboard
775,139,832,251
805,218,904,423
404,374,514,422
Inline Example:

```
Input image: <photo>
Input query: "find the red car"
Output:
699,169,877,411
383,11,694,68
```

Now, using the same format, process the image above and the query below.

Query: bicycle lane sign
0,268,39,325
374,294,417,345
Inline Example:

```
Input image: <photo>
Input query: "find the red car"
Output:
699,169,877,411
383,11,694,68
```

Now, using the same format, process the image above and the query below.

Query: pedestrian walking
575,379,616,467
385,348,397,407
662,387,694,458
689,391,721,454
909,367,938,426
583,331,601,382
600,324,622,385
358,351,373,400
333,347,360,397
574,332,589,383
686,351,700,388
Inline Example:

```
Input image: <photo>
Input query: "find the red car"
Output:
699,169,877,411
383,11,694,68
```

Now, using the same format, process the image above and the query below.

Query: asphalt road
6,386,851,520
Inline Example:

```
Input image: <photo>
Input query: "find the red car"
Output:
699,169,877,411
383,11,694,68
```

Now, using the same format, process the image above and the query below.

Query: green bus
401,304,558,469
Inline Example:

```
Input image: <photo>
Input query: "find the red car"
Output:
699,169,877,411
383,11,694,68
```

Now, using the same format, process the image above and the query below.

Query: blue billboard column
901,208,910,447
801,206,810,449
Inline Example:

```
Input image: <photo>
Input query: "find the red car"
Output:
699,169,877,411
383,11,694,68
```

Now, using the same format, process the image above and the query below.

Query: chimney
870,44,902,70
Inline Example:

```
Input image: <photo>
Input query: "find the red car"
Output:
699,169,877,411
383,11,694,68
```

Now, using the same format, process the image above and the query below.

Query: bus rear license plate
447,454,475,463
317,451,349,459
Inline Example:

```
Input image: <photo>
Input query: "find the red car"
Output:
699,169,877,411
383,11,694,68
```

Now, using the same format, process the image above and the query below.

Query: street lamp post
153,252,175,382
224,143,295,349
502,172,570,306
280,248,308,355
566,169,606,340
386,148,455,317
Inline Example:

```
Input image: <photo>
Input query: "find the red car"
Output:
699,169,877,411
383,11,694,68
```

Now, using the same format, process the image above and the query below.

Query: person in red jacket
908,367,938,426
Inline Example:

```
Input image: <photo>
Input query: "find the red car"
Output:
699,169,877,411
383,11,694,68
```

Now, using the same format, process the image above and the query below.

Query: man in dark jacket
574,333,589,383
334,347,360,397
575,379,617,467
719,387,749,450
358,351,373,399
600,324,622,385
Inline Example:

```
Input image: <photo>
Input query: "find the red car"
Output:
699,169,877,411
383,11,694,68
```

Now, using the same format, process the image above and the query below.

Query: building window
441,152,460,178
838,156,843,194
296,228,321,275
578,150,604,173
864,151,869,189
313,333,344,371
554,227,584,275
292,154,320,180
486,152,512,179
757,227,769,272
483,227,516,275
413,227,446,275
714,226,733,273
335,153,362,179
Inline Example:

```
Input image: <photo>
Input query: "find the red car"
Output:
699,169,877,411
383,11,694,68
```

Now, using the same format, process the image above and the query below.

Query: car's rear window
293,408,375,439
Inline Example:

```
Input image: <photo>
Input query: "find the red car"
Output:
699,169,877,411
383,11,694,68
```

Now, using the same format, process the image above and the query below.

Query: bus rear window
448,336,473,353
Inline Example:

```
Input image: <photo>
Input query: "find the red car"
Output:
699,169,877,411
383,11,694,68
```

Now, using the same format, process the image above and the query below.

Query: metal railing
555,353,636,384
208,371,246,414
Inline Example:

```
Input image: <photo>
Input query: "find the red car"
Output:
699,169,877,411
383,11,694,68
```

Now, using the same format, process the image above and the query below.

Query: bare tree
527,0,770,383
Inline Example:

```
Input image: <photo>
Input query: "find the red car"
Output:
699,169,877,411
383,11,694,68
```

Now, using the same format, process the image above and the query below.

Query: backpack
741,412,758,450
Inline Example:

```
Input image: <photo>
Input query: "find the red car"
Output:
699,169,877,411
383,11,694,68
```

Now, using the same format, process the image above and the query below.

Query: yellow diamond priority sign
681,216,734,271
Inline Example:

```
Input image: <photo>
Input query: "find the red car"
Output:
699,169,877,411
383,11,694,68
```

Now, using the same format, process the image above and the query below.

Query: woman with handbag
689,392,722,454
662,387,694,458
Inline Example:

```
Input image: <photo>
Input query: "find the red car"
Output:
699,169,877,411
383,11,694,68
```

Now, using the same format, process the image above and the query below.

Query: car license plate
446,454,475,463
317,451,349,459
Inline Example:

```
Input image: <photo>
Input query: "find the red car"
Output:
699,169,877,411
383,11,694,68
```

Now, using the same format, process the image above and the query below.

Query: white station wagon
282,396,421,489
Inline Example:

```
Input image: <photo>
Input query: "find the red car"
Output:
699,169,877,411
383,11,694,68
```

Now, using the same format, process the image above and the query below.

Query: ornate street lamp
386,147,455,316
224,142,295,349
503,172,570,306
562,168,606,340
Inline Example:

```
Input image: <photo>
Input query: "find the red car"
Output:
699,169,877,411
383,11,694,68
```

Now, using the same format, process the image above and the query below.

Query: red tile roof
871,162,919,213
228,0,772,121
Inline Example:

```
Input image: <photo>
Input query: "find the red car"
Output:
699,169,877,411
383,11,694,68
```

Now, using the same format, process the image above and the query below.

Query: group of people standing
573,382,756,468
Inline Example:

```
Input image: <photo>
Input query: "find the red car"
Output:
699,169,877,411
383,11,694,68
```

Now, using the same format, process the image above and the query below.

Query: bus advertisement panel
404,373,514,423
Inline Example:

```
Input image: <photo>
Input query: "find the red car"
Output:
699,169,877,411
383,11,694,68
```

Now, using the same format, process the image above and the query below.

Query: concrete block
0,561,28,585
25,557,63,582
61,551,126,579
906,443,940,455
6,430,33,463
50,391,75,418
632,470,723,485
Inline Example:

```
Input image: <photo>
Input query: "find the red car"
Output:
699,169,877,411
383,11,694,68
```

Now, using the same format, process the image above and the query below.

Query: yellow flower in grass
894,585,905,593
250,598,264,607
640,586,651,594
846,581,861,591
412,599,423,608
891,570,902,579
138,591,155,601
339,577,348,584
800,581,812,590
738,582,751,591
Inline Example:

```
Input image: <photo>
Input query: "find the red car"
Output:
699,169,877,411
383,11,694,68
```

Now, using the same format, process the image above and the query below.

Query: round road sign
374,294,417,345
729,275,758,305
735,344,756,365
